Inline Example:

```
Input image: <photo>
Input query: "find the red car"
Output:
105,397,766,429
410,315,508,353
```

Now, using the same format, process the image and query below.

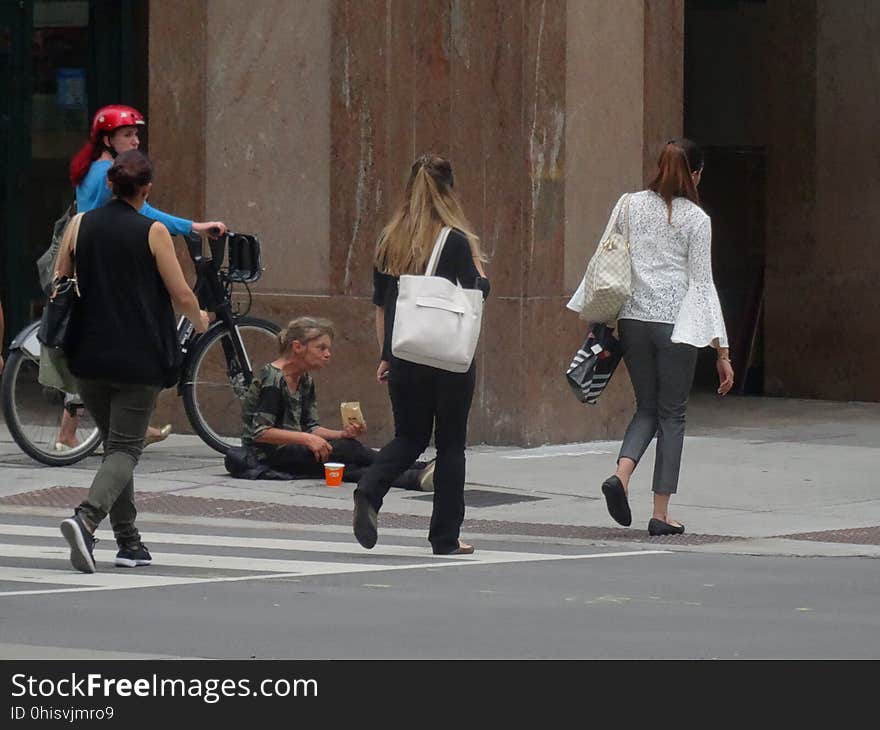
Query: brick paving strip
2,487,879,546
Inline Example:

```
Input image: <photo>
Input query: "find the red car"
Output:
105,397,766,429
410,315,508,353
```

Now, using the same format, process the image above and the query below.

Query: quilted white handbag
566,194,632,324
391,227,484,373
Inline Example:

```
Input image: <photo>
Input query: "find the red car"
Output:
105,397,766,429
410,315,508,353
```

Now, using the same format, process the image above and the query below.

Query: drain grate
0,486,741,545
408,488,547,508
778,526,880,546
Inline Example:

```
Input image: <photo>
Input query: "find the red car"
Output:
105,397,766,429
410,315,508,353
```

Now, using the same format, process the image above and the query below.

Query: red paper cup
324,462,344,487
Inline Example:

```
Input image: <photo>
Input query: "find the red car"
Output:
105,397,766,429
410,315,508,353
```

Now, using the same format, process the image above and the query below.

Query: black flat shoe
353,492,378,549
648,518,685,536
601,475,632,527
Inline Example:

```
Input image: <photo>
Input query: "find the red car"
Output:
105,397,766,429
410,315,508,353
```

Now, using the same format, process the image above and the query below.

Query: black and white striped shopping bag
565,324,622,404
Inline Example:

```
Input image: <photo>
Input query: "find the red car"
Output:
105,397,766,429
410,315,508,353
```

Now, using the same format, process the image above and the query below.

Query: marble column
149,0,685,445
765,0,880,401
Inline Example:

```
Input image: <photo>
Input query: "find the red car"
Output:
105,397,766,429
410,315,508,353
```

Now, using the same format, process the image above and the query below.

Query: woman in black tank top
55,151,210,574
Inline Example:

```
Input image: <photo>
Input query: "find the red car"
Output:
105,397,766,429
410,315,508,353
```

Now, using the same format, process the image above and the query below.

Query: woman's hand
342,422,367,439
195,310,210,334
192,221,228,239
376,360,390,384
303,433,332,462
717,357,734,396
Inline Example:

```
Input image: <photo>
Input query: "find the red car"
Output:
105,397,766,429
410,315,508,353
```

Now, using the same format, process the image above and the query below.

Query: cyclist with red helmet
55,105,225,450
70,105,225,238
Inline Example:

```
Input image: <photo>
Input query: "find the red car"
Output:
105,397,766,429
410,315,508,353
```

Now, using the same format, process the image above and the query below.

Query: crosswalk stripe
0,523,574,562
0,550,669,599
0,566,209,589
0,522,671,598
0,542,407,574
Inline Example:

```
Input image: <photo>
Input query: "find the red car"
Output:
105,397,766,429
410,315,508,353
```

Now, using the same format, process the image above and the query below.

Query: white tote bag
391,227,484,373
566,194,632,324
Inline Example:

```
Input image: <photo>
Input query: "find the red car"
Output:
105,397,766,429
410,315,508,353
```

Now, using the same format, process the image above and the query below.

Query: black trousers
356,358,475,553
263,437,424,489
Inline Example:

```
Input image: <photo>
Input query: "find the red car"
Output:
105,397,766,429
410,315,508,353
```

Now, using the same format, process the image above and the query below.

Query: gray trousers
617,319,698,495
74,378,160,549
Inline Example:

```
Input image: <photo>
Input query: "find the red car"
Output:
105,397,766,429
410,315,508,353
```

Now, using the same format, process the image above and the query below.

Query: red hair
69,140,104,186
648,139,702,222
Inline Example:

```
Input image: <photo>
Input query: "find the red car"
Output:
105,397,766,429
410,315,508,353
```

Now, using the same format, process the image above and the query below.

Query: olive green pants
74,378,160,549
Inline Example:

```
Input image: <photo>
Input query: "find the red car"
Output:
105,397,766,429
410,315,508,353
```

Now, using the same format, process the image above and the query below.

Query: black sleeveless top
67,198,180,387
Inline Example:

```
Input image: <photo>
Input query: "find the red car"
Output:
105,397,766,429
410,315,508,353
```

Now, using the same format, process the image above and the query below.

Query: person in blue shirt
56,105,226,450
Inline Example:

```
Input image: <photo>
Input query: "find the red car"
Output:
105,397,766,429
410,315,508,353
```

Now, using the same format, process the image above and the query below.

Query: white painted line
0,566,209,589
502,450,613,459
0,543,405,575
0,549,669,598
0,523,672,598
0,524,580,562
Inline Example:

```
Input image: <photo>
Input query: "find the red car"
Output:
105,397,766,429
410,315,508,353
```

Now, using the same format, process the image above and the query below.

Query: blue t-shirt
75,159,193,236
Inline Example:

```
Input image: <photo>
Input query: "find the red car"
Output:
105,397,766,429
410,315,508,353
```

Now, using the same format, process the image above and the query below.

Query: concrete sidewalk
1,393,878,558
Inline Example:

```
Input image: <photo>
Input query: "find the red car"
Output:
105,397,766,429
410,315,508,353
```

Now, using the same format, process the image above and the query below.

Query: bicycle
1,230,280,464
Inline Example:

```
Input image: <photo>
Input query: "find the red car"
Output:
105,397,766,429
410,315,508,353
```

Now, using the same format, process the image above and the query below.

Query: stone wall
149,0,686,446
765,0,880,401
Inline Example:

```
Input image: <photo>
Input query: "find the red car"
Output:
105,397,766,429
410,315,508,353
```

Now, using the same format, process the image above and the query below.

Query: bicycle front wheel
182,316,280,454
1,349,102,466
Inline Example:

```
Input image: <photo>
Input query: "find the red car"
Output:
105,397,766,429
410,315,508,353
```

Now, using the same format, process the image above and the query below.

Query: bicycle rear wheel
181,316,280,454
1,349,102,466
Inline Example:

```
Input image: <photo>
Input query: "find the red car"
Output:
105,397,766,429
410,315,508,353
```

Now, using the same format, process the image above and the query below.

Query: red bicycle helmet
90,105,145,140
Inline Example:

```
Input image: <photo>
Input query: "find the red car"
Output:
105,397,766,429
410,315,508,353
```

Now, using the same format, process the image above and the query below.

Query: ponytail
376,153,484,276
648,138,703,222
69,140,104,186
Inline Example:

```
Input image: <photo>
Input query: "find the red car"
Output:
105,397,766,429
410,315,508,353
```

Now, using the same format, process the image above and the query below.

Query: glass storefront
0,0,146,343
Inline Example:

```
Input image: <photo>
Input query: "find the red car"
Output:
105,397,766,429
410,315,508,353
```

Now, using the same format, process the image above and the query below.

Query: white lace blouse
604,190,728,348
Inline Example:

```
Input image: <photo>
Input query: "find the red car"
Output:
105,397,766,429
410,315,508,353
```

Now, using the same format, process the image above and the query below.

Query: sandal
433,540,474,555
144,424,172,447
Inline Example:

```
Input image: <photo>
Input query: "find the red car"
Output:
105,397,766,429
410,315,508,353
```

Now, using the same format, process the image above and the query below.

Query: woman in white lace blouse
598,139,734,536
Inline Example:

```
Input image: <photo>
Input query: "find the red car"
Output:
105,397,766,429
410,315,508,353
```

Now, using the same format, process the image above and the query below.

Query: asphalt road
1,513,877,660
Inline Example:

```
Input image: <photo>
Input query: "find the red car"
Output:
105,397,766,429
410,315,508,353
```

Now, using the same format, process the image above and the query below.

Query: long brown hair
375,153,484,276
648,138,703,221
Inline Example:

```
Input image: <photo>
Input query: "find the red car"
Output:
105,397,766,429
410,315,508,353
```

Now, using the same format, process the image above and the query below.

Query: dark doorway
684,0,767,395
0,0,148,349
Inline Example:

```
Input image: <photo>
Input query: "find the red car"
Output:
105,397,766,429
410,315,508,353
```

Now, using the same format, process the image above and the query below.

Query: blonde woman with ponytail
353,154,490,555
591,138,733,537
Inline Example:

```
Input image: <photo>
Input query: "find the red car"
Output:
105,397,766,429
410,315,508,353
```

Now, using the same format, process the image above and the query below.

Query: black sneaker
115,543,152,568
60,514,97,574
